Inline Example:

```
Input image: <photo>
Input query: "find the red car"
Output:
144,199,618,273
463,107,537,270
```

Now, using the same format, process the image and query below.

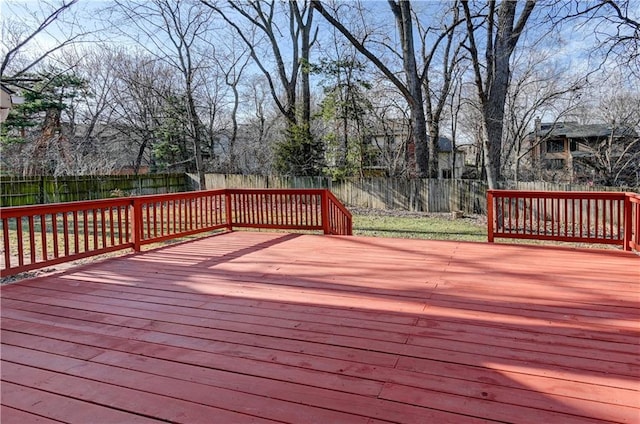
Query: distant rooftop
536,121,637,138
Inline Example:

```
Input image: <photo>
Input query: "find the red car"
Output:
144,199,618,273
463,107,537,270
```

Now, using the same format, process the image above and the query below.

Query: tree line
1,0,639,189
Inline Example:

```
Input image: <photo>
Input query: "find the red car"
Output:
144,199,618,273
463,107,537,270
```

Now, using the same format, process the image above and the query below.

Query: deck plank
2,231,639,423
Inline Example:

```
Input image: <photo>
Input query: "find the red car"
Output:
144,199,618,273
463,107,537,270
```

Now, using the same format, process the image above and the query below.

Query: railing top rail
488,189,629,199
327,190,353,219
0,197,132,217
131,188,226,203
226,188,328,195
0,188,343,213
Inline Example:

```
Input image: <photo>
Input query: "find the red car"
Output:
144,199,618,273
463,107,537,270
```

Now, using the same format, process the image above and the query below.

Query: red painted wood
487,189,639,251
379,382,620,424
1,405,63,424
1,381,163,423
3,361,279,423
1,189,351,276
2,233,638,423
3,345,374,424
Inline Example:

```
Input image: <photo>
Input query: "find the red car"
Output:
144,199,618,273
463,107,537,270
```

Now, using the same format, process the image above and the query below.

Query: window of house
545,159,565,169
570,140,578,151
441,169,452,179
546,140,565,153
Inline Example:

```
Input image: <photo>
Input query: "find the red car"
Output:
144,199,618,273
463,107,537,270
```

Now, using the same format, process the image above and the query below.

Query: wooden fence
0,174,188,207
1,188,352,277
190,174,488,214
190,174,636,215
3,172,634,216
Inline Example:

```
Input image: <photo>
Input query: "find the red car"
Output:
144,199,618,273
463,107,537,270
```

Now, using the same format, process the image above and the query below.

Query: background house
368,120,465,178
0,84,23,123
528,118,639,185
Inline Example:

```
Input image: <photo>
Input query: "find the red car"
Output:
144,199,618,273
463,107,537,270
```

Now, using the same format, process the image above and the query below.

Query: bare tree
110,0,215,188
416,0,466,178
461,0,536,188
203,0,321,175
109,52,179,174
0,0,85,80
585,74,640,186
562,0,640,77
312,0,434,176
236,75,281,174
216,42,250,172
502,50,585,182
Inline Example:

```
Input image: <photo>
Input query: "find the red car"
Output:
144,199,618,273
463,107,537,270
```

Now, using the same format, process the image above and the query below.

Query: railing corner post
132,197,142,252
487,190,495,243
623,193,632,251
321,190,330,235
225,190,233,231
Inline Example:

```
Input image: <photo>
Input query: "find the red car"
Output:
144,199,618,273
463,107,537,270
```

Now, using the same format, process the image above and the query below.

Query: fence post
131,198,142,252
321,190,330,235
225,190,233,231
623,193,632,251
487,190,495,243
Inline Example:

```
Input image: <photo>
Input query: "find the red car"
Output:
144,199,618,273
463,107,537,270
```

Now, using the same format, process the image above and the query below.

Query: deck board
2,231,639,423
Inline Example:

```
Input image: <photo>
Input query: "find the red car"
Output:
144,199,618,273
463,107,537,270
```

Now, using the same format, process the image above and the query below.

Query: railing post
225,190,233,231
623,193,632,251
131,198,142,252
321,190,331,235
487,190,495,243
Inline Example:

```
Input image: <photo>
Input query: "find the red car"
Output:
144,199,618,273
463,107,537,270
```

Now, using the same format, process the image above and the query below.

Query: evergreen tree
274,123,325,176
313,58,372,177
1,71,88,174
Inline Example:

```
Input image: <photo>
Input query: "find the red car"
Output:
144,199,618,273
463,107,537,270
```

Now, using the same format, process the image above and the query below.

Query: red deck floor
1,231,638,423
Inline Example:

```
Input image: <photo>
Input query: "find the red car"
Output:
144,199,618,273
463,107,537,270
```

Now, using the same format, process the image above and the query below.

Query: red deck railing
1,188,352,277
487,190,640,252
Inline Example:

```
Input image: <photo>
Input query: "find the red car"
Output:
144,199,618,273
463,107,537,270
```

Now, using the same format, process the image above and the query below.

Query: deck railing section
1,198,133,275
326,190,353,236
1,188,352,277
627,193,640,251
488,190,639,252
134,190,229,250
228,189,323,232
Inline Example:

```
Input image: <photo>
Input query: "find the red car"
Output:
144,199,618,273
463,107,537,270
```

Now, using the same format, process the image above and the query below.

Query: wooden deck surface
1,231,638,423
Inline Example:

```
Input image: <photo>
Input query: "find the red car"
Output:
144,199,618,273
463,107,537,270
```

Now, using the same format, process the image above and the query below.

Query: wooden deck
1,231,638,423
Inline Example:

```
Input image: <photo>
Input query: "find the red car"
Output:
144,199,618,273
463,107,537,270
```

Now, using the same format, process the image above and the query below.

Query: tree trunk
395,0,429,177
480,123,498,189
230,83,239,172
427,123,440,178
300,8,312,128
483,2,516,185
134,138,148,176
461,0,535,189
186,85,206,190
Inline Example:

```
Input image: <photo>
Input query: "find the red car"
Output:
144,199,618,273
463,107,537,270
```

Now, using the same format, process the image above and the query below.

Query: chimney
534,117,541,134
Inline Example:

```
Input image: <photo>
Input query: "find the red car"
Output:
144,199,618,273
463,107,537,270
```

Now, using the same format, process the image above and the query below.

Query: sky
1,0,637,126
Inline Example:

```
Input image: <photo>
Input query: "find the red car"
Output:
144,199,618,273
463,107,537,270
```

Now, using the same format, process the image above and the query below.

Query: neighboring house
528,118,639,184
433,136,466,179
0,84,22,123
368,121,466,178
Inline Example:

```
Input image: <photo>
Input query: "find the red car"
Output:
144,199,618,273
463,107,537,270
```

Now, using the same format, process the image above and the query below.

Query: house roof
536,122,638,139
